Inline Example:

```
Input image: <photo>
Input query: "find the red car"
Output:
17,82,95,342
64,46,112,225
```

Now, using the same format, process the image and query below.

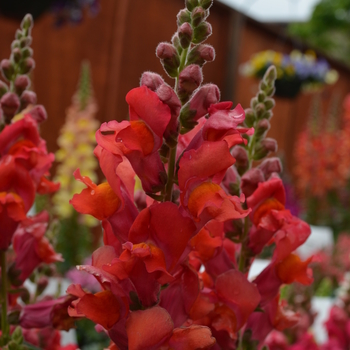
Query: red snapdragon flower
96,86,172,193
13,211,63,281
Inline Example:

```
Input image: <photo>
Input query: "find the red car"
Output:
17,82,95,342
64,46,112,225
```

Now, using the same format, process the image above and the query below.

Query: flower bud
177,9,191,26
192,6,207,27
21,14,34,33
257,91,266,103
231,146,249,175
20,57,35,74
1,59,14,81
15,30,23,40
193,21,212,44
255,103,266,119
0,80,8,98
12,48,22,64
180,83,220,131
250,97,258,109
244,108,254,127
14,75,30,95
157,83,181,145
177,64,203,102
187,44,215,66
264,65,277,85
185,0,199,11
199,0,213,9
20,90,37,109
264,98,275,110
20,36,32,49
140,71,164,91
21,47,33,59
171,33,182,53
27,105,47,123
178,22,193,49
11,39,20,50
1,92,20,120
156,42,180,78
222,166,240,196
156,83,181,117
255,119,270,140
258,157,282,179
253,138,277,160
241,168,265,197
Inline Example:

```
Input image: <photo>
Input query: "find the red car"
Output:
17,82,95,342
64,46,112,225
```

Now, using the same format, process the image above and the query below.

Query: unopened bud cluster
0,14,38,125
153,1,218,134
243,66,278,161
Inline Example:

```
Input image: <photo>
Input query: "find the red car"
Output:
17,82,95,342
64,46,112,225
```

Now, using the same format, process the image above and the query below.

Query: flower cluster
66,1,313,349
0,15,77,349
294,94,350,233
53,62,99,227
241,50,338,94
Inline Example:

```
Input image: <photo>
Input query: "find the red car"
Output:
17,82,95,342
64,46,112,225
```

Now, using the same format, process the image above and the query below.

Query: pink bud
1,92,20,117
156,84,181,116
262,138,278,152
231,146,249,175
1,59,14,81
15,75,30,94
178,64,203,99
156,42,178,60
180,83,220,132
197,44,215,61
20,90,37,108
258,157,282,180
191,6,207,26
240,168,265,198
187,44,215,66
140,72,164,91
178,22,193,49
26,105,47,123
193,21,212,44
253,138,278,160
156,42,180,78
156,84,181,144
189,83,220,119
21,57,35,74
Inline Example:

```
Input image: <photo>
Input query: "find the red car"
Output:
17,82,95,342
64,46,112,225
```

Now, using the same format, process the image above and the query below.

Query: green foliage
288,0,350,65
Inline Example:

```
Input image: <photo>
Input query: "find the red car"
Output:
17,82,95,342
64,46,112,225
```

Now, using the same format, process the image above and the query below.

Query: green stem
175,47,189,92
164,145,177,202
0,250,9,341
238,216,250,272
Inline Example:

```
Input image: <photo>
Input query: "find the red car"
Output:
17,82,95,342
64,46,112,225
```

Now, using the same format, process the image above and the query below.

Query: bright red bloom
247,176,310,257
68,283,127,331
13,211,63,281
128,202,196,272
0,192,26,250
126,306,215,350
178,141,250,226
0,114,55,186
253,254,313,304
71,169,121,221
96,86,171,193
190,269,260,347
246,295,299,343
